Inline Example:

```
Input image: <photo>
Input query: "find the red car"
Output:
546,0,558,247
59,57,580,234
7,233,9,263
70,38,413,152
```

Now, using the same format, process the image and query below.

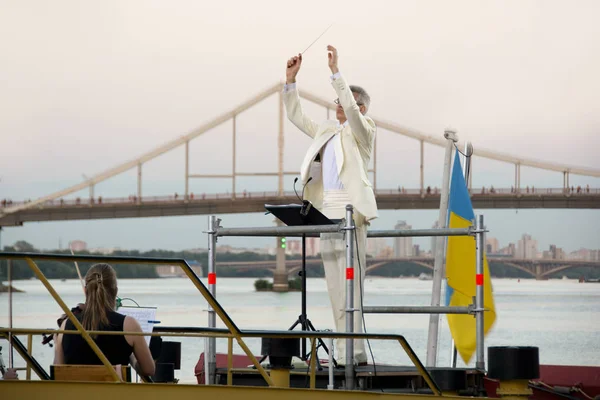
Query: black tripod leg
305,319,338,368
289,316,307,361
300,233,307,360
289,319,301,330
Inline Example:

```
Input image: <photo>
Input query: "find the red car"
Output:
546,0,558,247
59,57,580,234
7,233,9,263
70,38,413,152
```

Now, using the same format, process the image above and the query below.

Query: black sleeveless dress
62,310,133,365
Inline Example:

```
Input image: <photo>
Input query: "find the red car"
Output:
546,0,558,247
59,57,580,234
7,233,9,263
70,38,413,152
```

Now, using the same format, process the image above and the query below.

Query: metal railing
0,250,443,394
207,205,488,389
0,326,442,394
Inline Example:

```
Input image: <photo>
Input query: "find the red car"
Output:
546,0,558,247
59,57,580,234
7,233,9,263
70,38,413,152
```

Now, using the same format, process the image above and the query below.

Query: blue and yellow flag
445,151,496,364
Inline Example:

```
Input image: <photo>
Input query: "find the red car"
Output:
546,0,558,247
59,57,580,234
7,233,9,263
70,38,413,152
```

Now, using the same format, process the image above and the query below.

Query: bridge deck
1,190,598,227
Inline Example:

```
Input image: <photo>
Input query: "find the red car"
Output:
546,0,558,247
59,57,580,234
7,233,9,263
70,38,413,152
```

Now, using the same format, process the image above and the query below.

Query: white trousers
319,189,368,365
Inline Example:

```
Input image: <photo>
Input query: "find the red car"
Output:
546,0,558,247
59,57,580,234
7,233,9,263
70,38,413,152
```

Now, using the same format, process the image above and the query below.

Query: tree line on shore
2,240,598,281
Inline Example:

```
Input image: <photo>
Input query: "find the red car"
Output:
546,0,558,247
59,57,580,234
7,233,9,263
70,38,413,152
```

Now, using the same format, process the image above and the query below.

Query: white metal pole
207,216,217,384
426,129,458,367
420,140,424,195
204,338,210,385
137,163,142,204
344,205,355,390
8,259,13,368
185,140,190,200
475,215,485,370
232,116,237,198
516,164,520,193
517,164,520,193
327,337,334,390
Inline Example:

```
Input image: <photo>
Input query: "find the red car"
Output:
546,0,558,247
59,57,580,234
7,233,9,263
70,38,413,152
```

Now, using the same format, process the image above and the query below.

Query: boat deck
216,364,484,392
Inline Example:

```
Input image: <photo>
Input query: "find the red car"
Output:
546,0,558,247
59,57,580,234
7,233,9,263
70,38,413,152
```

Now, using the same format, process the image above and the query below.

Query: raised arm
328,45,376,152
282,53,319,138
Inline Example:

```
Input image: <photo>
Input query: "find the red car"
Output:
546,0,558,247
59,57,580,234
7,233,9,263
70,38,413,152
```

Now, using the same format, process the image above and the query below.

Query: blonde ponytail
82,264,118,337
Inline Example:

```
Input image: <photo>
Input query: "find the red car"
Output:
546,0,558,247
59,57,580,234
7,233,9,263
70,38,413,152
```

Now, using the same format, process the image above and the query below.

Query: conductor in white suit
283,45,378,366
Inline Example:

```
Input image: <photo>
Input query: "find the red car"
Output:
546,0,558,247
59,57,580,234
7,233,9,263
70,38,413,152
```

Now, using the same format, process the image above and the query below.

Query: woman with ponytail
53,264,155,376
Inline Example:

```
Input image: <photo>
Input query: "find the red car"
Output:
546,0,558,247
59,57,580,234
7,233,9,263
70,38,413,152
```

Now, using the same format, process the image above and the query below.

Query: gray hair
350,85,371,113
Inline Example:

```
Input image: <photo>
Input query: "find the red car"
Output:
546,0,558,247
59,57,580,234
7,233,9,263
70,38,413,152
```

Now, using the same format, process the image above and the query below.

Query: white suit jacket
282,74,378,221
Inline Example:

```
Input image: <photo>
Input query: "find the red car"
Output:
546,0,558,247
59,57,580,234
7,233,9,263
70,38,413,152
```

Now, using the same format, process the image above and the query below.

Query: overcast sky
1,0,599,253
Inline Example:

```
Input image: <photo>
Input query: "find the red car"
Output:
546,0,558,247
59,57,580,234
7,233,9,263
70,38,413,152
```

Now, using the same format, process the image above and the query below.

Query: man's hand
327,45,339,75
286,53,302,84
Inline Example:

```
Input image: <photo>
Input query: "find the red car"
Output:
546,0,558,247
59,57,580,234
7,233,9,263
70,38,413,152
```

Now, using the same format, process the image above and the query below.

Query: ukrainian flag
445,151,497,364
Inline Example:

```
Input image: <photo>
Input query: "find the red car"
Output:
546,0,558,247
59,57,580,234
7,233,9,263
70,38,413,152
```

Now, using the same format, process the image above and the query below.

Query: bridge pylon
535,264,543,280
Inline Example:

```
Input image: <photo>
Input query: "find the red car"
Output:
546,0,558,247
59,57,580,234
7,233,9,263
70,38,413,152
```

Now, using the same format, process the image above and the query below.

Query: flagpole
426,129,458,367
450,141,473,368
475,214,486,370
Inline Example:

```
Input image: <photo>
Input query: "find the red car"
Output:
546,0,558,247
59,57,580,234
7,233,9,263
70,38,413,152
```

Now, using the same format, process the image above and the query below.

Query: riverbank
254,277,302,291
0,282,24,293
3,240,599,280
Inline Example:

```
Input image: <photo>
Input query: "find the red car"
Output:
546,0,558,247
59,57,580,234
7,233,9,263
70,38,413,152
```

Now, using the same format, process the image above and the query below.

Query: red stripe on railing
208,272,216,285
476,274,483,286
346,268,354,280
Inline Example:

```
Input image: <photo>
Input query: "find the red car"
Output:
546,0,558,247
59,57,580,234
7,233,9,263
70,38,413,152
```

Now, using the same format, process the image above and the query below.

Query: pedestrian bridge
1,187,598,227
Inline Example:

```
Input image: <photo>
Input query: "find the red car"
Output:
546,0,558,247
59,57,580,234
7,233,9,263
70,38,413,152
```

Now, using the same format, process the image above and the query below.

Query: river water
1,277,599,383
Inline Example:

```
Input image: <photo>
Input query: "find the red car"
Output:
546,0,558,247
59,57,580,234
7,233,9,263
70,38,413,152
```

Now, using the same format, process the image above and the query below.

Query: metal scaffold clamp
444,128,459,142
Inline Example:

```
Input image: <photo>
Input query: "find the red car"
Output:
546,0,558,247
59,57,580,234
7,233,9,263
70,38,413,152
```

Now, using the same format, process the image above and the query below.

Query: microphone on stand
301,177,313,201
293,177,302,202
293,177,313,203
299,177,313,218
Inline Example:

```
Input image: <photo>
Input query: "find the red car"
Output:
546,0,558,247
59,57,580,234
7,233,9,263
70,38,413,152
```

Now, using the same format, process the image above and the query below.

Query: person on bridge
282,45,378,367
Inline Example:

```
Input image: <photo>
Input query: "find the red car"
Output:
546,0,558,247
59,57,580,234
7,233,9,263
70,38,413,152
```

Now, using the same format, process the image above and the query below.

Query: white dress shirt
322,122,347,190
284,73,346,191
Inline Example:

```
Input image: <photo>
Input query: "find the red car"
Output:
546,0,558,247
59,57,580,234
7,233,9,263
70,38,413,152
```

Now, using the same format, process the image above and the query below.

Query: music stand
265,201,339,368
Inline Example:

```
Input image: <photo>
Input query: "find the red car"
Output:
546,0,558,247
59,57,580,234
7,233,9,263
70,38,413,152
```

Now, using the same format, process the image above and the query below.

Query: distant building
156,260,202,278
568,248,600,261
509,243,516,256
394,221,412,257
542,245,566,260
413,244,421,257
516,234,538,259
217,245,269,255
287,240,300,255
486,237,499,254
497,243,516,257
284,237,390,258
69,240,87,252
379,246,394,258
367,238,389,257
286,237,320,256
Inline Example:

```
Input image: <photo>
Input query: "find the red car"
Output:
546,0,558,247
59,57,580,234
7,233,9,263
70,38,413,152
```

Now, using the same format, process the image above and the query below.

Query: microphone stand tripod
260,178,338,370
287,228,337,369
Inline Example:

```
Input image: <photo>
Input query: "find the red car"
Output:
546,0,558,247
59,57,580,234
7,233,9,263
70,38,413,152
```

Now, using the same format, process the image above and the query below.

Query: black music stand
264,201,339,368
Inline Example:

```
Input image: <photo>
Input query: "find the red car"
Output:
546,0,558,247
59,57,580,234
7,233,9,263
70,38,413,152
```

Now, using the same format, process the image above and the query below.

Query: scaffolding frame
207,205,487,389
